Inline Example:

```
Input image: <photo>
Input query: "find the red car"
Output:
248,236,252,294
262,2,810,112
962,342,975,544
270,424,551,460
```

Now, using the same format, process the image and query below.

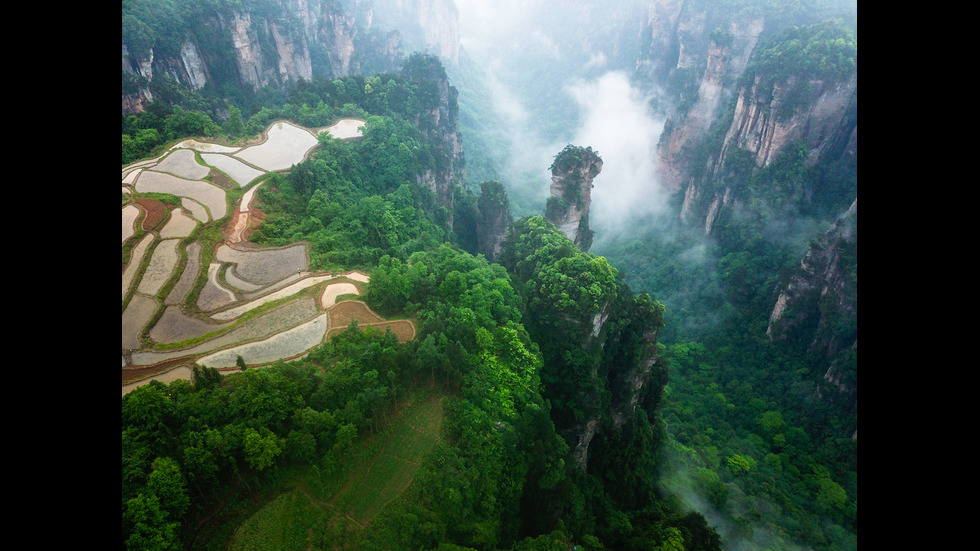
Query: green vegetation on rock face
548,145,602,210
743,19,857,119
548,144,600,176
749,19,856,85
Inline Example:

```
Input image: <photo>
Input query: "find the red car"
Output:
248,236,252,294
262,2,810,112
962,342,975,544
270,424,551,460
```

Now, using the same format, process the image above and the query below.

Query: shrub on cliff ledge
549,144,600,174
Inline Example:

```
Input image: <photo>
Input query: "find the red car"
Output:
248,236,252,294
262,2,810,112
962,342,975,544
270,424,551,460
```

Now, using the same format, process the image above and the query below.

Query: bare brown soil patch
328,300,384,326
223,207,267,243
209,169,236,190
138,199,168,231
326,300,416,343
122,356,194,384
242,205,266,242
223,209,244,242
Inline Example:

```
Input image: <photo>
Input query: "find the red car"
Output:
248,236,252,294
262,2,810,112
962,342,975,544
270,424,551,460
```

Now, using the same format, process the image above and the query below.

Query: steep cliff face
678,71,857,232
660,22,857,233
564,295,667,474
767,199,857,403
501,217,667,475
433,77,464,217
637,0,764,92
403,53,464,224
228,10,314,90
476,181,511,262
719,74,856,170
121,0,459,115
578,294,666,474
656,18,764,194
122,44,155,111
642,5,857,234
544,145,603,252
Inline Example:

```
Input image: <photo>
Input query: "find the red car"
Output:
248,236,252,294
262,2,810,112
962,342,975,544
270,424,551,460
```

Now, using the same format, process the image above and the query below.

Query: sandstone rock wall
122,0,460,115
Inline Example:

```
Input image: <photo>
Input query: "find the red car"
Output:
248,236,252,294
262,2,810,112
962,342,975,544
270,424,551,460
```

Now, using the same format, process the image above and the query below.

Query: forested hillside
122,50,722,550
122,1,856,550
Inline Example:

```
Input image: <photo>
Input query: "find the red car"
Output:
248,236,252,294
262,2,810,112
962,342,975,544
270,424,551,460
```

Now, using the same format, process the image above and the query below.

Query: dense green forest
122,53,731,550
123,2,857,548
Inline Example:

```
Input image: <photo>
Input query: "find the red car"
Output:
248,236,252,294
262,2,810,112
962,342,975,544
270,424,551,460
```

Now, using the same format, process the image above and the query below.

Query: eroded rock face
476,181,511,262
656,17,765,193
569,300,665,473
545,145,603,252
642,5,857,235
121,0,460,115
676,73,856,231
767,199,857,401
180,42,210,90
404,55,464,223
720,74,857,170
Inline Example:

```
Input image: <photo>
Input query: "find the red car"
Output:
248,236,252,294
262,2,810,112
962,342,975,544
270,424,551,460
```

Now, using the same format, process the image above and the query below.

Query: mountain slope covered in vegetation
122,1,857,550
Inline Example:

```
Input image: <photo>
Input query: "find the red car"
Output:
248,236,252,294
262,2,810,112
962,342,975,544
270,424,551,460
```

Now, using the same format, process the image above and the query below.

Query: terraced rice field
122,205,139,243
320,282,359,308
121,118,414,394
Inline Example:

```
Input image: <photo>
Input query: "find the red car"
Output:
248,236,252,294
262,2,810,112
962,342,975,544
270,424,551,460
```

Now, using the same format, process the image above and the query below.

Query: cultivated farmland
121,118,416,394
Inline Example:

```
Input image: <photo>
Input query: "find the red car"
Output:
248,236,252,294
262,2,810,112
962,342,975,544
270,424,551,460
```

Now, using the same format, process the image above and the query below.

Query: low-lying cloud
567,71,669,245
454,1,672,240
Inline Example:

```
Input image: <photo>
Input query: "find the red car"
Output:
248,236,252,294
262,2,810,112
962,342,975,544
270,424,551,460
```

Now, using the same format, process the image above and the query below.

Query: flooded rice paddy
122,119,413,395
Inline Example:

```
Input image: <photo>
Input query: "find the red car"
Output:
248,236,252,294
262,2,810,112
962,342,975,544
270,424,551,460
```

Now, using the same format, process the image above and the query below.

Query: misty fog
453,0,670,244
567,71,668,246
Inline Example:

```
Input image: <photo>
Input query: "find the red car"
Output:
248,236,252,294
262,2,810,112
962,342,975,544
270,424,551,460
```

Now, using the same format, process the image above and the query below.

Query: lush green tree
146,457,190,521
656,527,686,551
163,105,220,139
815,476,847,513
726,454,756,476
223,104,245,137
123,492,181,551
242,427,282,471
191,365,222,390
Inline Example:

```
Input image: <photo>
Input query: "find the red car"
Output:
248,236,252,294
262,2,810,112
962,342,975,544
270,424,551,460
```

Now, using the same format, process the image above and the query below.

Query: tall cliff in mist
651,17,765,195
401,52,465,222
677,62,856,234
634,1,857,410
122,0,460,115
544,145,603,253
475,180,511,262
767,199,856,406
638,3,857,235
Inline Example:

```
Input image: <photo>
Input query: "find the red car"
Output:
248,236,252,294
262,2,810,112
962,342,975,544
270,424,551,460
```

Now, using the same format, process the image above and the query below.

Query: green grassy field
228,392,445,550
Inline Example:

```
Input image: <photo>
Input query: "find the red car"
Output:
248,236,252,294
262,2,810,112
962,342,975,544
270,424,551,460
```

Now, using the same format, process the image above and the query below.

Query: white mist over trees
451,0,659,225
449,0,717,346
567,71,668,246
